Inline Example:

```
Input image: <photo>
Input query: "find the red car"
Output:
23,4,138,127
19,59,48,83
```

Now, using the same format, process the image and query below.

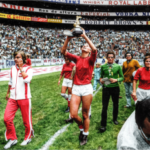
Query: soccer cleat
65,107,70,113
79,131,83,141
20,138,31,146
4,140,18,149
65,118,73,123
80,135,88,146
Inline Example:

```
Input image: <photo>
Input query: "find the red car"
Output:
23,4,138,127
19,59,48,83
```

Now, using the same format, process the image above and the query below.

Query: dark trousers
101,86,120,127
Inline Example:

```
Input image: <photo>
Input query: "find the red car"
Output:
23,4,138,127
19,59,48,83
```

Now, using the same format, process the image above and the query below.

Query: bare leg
70,94,83,127
82,94,93,132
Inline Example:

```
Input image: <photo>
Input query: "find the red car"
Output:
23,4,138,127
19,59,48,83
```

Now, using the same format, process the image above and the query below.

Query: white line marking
40,86,102,150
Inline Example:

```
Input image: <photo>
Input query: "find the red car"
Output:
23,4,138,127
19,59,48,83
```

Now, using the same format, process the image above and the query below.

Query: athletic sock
69,113,72,119
68,101,70,107
68,94,71,107
83,131,89,135
79,125,84,131
61,93,68,100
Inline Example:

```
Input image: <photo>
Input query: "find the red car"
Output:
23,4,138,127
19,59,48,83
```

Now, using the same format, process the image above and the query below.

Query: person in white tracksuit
4,51,34,149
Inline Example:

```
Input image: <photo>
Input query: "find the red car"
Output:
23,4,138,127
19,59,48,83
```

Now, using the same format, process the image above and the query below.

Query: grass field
0,71,135,150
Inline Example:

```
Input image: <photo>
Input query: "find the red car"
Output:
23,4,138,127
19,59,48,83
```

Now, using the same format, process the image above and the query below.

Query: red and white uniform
26,58,32,66
4,64,34,141
61,62,75,88
66,51,97,96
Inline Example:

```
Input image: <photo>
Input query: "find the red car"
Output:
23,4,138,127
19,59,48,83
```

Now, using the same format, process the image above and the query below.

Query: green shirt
100,63,124,88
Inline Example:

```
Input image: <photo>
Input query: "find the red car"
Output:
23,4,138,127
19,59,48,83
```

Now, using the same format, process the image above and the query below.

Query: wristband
20,70,24,73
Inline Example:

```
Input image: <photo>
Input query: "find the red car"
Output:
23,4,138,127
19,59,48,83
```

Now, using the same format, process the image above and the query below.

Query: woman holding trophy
61,17,97,146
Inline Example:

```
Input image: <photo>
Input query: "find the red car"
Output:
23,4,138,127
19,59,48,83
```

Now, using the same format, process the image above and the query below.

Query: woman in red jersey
132,56,150,101
58,57,75,112
61,29,97,146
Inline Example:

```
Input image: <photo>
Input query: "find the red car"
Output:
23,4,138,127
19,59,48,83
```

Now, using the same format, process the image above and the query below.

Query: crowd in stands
0,23,150,60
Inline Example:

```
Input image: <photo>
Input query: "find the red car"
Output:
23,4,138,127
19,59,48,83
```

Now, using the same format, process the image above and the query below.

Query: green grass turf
0,72,135,150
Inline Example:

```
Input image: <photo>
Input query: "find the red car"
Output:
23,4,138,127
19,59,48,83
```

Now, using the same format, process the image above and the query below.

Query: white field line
40,86,102,150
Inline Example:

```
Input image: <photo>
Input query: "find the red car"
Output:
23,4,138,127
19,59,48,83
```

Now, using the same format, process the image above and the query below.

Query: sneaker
79,131,83,141
65,107,70,113
4,140,18,149
20,138,31,146
65,118,73,124
80,135,88,146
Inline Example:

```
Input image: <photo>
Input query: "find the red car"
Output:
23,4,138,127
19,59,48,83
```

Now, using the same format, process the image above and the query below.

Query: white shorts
72,84,93,96
62,78,73,88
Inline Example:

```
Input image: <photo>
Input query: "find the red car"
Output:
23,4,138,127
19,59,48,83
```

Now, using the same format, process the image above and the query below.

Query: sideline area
0,65,62,81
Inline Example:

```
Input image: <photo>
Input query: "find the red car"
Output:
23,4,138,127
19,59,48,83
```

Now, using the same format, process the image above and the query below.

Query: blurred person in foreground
117,99,150,150
4,51,34,149
58,57,75,112
99,51,124,133
61,28,97,146
122,52,140,108
26,54,32,66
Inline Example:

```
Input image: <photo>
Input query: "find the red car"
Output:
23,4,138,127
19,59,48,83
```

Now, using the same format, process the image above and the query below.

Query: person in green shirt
99,51,124,133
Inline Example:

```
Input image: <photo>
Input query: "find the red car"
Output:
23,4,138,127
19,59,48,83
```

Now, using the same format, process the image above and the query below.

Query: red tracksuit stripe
25,83,28,99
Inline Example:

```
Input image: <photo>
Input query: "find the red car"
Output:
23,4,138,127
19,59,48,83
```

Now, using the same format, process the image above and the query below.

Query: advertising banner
37,18,48,22
1,2,150,17
62,20,147,25
0,66,63,81
7,14,31,21
48,19,62,23
0,13,7,18
35,0,150,6
80,0,150,5
0,60,5,69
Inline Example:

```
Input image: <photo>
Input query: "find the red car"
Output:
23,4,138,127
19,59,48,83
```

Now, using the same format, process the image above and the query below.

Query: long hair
13,50,26,64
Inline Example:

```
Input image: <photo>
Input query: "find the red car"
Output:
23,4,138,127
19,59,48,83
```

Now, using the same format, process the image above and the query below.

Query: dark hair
125,52,133,58
106,51,115,58
13,50,26,64
144,56,150,64
64,56,71,62
145,53,150,57
135,99,150,128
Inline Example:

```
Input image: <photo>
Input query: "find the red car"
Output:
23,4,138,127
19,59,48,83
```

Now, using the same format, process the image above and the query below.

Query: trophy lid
63,30,73,37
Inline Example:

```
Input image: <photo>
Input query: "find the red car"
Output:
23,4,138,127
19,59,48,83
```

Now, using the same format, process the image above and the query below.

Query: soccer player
26,54,32,66
61,28,97,146
58,57,75,112
4,51,34,149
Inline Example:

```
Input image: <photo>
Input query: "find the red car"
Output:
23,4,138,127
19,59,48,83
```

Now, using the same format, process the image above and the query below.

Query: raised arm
81,29,97,52
61,37,73,56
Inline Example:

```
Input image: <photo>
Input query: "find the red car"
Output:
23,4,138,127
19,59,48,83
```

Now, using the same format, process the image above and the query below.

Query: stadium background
0,0,148,149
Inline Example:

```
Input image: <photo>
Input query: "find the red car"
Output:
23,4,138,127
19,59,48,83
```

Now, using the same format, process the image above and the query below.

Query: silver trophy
63,16,83,37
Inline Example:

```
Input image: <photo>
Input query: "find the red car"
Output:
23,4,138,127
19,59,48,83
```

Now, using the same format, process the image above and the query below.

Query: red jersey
66,51,97,85
26,58,31,66
61,62,75,78
134,67,150,89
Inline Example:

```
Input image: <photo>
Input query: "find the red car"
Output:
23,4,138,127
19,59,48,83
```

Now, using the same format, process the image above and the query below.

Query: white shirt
9,64,33,100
